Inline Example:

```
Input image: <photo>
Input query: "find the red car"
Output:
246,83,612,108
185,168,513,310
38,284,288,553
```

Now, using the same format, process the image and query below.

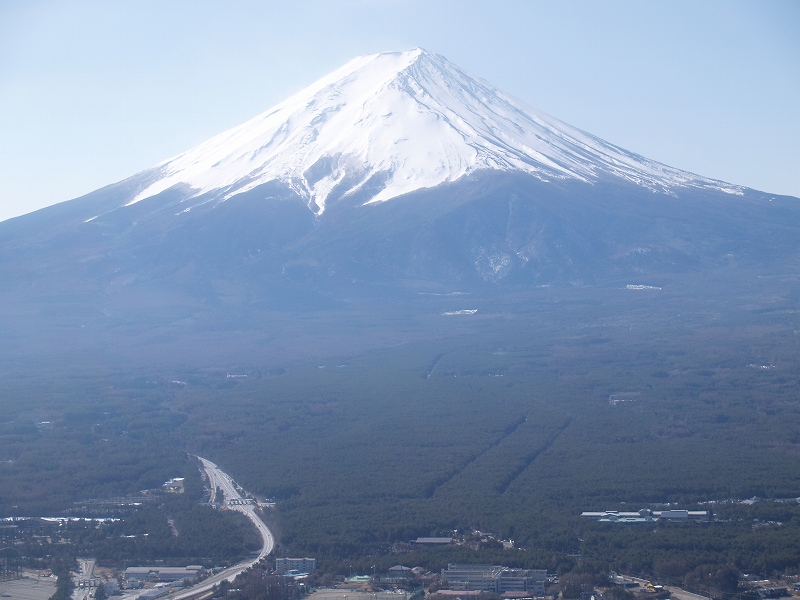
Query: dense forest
1,283,799,581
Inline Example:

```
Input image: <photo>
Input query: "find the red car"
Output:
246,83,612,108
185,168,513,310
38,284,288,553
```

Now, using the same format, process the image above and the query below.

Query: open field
0,576,56,600
309,588,418,600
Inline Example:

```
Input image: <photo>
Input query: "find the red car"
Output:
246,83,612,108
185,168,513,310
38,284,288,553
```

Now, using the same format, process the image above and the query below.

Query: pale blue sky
1,0,798,222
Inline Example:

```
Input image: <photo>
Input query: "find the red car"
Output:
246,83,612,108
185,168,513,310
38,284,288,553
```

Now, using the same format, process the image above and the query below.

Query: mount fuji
0,49,798,363
122,48,741,217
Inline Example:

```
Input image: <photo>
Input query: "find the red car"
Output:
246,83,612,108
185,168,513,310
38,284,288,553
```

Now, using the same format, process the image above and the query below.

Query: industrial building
124,565,205,581
441,564,546,595
137,590,168,600
580,509,709,522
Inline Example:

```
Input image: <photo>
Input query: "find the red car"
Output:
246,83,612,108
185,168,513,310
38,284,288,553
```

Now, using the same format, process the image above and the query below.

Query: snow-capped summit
128,48,741,215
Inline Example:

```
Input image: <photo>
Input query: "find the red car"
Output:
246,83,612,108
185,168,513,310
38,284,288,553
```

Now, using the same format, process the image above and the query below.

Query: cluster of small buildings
580,509,710,523
440,564,547,596
757,587,791,599
162,478,185,493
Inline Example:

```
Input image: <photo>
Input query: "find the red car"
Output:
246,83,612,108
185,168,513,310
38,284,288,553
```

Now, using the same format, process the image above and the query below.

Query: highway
168,457,275,600
71,559,96,600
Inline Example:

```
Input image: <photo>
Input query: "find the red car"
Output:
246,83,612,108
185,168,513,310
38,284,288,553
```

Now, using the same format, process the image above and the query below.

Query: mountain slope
0,48,797,342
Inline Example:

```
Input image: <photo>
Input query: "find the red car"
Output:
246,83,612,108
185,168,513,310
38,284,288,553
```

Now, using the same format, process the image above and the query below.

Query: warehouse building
137,590,168,600
441,564,546,595
124,566,205,581
580,509,709,522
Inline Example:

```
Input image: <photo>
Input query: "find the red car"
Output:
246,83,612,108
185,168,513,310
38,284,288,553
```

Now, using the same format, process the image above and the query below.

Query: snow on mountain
127,48,742,216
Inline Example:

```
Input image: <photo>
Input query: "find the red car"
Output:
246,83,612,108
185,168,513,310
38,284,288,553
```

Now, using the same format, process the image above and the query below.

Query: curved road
171,457,275,599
